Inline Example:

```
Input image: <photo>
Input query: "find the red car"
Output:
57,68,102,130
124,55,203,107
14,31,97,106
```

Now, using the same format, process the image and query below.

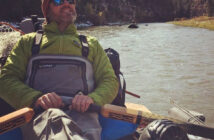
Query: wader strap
32,30,43,56
119,72,126,105
0,57,7,67
120,72,126,96
79,35,89,58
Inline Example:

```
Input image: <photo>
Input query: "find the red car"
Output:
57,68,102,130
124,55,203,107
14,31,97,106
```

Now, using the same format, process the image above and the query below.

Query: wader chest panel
25,55,94,97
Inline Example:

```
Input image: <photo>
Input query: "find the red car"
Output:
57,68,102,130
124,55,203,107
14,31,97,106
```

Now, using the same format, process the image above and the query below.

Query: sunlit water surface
79,23,214,127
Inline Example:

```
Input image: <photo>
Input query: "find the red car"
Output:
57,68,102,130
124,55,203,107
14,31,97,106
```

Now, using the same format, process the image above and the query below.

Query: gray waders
22,33,101,140
21,108,101,140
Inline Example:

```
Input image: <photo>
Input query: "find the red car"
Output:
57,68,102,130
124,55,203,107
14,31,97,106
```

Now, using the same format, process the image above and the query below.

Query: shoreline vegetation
169,16,214,30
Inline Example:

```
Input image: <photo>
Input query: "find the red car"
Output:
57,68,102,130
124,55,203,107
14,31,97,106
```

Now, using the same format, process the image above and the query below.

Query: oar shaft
0,108,34,134
1,103,214,139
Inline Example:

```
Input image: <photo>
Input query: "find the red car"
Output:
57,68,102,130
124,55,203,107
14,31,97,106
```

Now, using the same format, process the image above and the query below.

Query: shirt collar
43,22,78,35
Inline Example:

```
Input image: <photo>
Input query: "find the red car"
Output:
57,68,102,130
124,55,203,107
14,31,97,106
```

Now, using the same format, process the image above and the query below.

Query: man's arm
0,34,42,109
87,37,119,106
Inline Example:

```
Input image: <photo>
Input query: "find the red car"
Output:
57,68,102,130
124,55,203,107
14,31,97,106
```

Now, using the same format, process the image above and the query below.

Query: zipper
59,34,63,54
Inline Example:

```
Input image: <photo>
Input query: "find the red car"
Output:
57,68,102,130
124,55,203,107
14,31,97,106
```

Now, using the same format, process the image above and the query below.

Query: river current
79,23,214,127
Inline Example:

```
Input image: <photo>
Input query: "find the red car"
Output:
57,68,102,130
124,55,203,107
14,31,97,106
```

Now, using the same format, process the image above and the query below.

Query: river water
79,23,214,127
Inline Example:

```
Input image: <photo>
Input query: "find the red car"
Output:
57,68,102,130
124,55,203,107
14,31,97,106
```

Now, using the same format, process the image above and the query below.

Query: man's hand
70,92,94,113
35,92,64,110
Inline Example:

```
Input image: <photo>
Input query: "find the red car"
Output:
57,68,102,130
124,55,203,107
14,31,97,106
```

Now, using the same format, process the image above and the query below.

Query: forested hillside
0,0,214,25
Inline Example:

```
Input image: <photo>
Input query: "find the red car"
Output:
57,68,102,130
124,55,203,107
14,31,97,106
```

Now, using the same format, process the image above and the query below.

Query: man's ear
45,7,51,24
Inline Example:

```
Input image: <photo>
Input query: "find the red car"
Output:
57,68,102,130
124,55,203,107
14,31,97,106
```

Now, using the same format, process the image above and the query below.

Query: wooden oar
1,104,214,139
125,90,141,98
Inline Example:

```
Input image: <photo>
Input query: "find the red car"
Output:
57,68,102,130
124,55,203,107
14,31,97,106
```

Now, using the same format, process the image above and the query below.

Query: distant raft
128,23,139,28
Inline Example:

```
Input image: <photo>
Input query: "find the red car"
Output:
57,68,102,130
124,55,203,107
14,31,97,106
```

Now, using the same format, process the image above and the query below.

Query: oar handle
34,103,102,115
88,104,102,112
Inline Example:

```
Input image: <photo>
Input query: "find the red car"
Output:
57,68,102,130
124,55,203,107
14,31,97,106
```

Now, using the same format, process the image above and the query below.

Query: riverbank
169,16,214,30
0,32,20,57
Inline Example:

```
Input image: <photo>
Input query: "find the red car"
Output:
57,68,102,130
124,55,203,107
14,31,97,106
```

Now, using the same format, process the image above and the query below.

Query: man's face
47,0,77,24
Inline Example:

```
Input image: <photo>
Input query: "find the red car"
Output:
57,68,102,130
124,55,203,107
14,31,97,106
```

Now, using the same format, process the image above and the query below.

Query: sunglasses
52,0,75,6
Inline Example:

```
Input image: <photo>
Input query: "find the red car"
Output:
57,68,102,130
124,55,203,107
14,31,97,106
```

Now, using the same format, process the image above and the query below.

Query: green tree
208,0,214,16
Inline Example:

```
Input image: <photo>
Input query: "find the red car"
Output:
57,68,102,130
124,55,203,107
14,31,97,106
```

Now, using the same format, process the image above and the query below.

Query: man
0,0,118,139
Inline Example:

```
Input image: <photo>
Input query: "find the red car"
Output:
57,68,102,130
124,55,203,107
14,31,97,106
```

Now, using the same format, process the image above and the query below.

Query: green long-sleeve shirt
0,22,118,109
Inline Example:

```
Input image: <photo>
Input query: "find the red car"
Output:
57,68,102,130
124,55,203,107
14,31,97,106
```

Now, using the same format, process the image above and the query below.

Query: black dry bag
105,48,126,106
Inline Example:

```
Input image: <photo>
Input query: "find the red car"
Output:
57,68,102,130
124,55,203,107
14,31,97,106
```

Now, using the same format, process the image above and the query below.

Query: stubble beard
59,6,77,24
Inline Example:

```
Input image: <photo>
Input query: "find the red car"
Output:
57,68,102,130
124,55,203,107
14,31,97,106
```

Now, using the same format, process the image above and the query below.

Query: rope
170,98,205,125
